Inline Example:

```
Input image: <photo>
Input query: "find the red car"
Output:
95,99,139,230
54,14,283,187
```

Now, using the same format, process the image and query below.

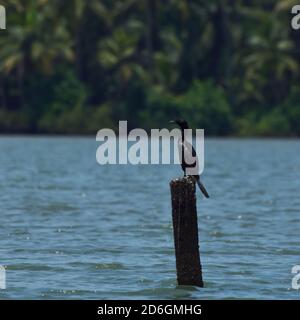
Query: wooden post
170,176,204,287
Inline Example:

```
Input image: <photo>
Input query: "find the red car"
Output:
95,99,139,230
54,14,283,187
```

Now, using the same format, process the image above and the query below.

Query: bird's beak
169,120,175,124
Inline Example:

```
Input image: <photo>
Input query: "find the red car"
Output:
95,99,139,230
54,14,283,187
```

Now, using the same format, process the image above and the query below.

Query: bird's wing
178,138,199,174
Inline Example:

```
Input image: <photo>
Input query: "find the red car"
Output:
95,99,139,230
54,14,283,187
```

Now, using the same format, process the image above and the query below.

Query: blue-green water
0,137,300,299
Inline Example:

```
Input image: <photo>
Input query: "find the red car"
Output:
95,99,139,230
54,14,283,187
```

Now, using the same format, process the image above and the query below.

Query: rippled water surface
0,137,300,299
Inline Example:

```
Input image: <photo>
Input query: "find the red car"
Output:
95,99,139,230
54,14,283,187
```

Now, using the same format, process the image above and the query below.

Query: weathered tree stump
170,176,203,287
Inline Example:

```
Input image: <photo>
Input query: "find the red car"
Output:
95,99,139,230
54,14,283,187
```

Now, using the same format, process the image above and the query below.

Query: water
0,137,300,299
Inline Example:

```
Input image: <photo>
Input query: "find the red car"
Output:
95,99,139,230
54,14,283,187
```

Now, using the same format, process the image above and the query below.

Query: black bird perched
170,119,209,198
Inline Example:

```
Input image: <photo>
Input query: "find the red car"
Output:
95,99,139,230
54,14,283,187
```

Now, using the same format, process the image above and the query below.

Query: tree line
0,0,300,136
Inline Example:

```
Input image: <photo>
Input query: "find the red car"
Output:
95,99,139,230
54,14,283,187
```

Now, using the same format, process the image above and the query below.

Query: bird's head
169,119,189,130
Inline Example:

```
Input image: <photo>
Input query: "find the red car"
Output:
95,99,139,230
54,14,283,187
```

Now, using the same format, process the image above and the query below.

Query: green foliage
1,0,300,136
37,69,87,133
179,81,233,135
132,80,233,135
256,109,291,137
139,86,181,129
85,104,117,132
283,86,300,136
235,108,292,137
0,109,30,133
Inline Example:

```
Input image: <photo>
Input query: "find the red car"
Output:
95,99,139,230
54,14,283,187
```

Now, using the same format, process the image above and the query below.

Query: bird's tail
195,177,210,198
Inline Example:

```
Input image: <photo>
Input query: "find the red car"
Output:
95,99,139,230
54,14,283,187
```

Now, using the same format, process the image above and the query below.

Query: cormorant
170,119,209,198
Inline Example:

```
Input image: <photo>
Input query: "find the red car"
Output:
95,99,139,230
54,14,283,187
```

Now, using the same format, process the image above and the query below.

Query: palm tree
0,0,74,109
240,13,298,106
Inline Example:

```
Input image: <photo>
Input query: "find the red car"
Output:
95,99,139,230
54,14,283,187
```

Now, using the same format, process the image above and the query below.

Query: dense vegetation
0,0,300,136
